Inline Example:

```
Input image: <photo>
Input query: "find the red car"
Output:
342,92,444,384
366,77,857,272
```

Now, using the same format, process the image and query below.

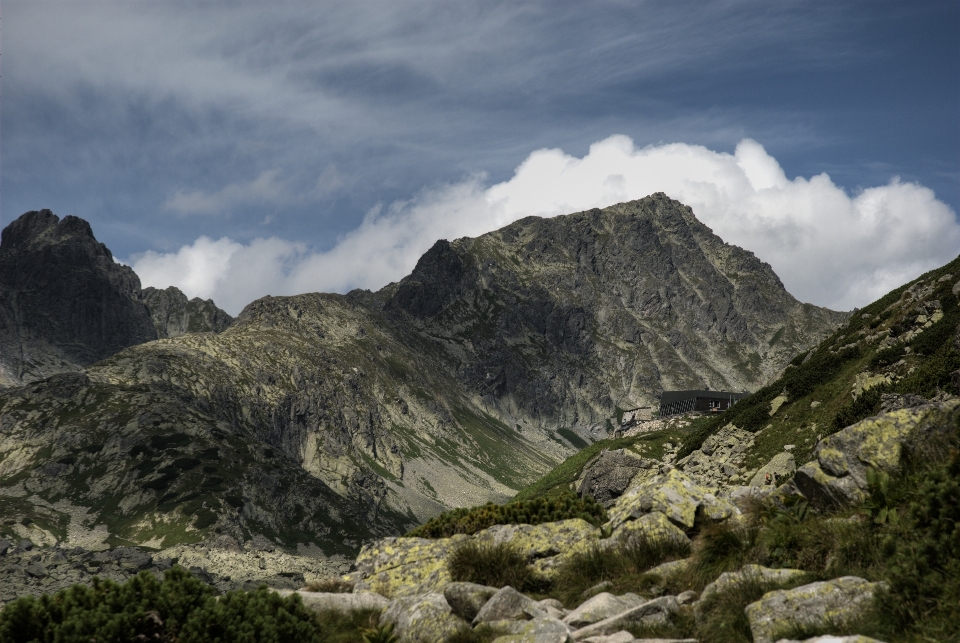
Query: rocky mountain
142,286,233,338
0,211,233,388
0,210,156,387
0,195,846,558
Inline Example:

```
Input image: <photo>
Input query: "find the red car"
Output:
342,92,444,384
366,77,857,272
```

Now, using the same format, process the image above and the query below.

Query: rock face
577,450,648,507
0,196,845,554
141,286,233,338
744,577,885,643
793,400,960,508
0,210,157,387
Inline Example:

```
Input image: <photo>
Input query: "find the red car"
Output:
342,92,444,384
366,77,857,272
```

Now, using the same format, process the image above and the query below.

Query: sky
3,1,958,315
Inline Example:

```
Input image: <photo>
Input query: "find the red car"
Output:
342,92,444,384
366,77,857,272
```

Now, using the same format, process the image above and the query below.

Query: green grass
512,427,689,501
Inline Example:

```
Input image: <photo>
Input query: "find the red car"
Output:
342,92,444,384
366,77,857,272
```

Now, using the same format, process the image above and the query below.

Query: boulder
697,564,806,612
563,592,644,628
793,401,960,508
749,453,796,487
570,596,679,640
577,450,651,507
274,590,389,614
644,557,692,580
774,637,887,643
443,581,498,621
607,469,737,531
380,592,466,643
474,586,548,624
604,512,691,553
344,535,465,597
490,616,573,643
476,519,600,579
579,632,635,643
745,577,885,643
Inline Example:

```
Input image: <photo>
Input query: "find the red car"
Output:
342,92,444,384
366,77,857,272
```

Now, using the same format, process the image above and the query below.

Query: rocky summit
0,210,232,388
0,195,845,562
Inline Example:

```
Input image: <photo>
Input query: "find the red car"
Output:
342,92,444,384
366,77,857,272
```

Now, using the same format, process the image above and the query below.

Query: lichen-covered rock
603,511,691,552
490,617,573,643
562,592,644,628
793,400,960,508
345,535,465,597
644,557,692,580
607,469,738,531
443,581,498,621
570,596,679,640
380,592,466,643
474,585,548,624
677,423,755,487
696,565,806,618
745,577,885,643
476,519,600,579
750,452,797,487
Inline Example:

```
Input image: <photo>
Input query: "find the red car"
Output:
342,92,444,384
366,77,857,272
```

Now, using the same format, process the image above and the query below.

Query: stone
0,540,10,556
676,590,697,605
345,535,464,598
644,558,692,580
141,285,232,339
570,596,679,640
474,586,548,624
578,450,650,507
607,469,738,531
476,519,600,580
604,512,691,553
490,617,573,643
380,592,466,643
749,453,796,487
443,581,498,621
273,589,389,614
793,401,960,508
697,565,806,612
879,393,927,414
24,562,47,578
774,637,887,643
745,577,885,643
581,632,635,643
563,592,644,627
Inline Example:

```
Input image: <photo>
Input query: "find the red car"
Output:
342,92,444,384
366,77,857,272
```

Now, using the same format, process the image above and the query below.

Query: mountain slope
0,195,846,554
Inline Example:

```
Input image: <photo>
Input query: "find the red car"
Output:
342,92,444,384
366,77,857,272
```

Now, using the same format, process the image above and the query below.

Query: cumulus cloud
133,137,960,315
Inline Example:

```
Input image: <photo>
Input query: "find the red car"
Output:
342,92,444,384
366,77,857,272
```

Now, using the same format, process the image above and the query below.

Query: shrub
407,493,606,538
550,536,691,606
831,384,889,432
447,541,537,591
0,567,326,643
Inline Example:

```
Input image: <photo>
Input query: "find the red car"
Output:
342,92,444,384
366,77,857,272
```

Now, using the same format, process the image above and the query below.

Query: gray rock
749,453,796,487
745,577,885,643
578,450,648,507
563,592,644,628
879,393,927,413
676,590,697,605
380,592,465,643
443,581,498,621
489,617,573,643
697,565,806,613
571,596,679,640
793,401,960,508
475,586,548,624
25,562,47,578
141,285,233,339
0,540,10,556
274,589,389,614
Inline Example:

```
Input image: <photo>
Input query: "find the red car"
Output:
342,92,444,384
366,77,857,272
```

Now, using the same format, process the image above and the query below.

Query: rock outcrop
745,577,885,643
792,400,960,508
141,285,233,338
0,210,157,387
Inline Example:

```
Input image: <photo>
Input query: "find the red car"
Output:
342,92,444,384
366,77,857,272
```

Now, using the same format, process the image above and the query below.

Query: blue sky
3,1,958,313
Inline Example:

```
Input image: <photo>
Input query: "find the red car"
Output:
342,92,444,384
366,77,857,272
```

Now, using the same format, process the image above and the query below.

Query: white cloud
133,136,960,315
163,170,287,215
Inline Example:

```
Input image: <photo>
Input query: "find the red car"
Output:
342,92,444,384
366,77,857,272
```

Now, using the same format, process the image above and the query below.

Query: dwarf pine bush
407,492,606,538
0,567,325,643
